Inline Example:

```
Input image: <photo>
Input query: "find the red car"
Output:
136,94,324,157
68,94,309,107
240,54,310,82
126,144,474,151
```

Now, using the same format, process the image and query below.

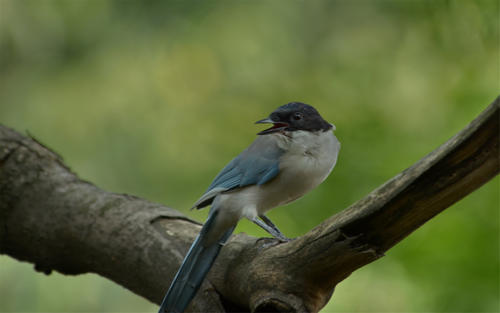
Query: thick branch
0,96,498,312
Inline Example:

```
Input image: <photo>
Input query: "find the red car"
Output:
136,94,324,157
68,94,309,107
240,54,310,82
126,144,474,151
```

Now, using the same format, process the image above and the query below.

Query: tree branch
0,96,498,313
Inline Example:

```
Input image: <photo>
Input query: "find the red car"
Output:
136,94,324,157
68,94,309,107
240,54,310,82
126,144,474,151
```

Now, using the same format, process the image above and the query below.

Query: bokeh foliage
0,0,498,312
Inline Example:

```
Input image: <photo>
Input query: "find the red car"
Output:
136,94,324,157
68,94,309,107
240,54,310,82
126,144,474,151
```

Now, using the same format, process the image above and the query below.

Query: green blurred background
0,0,498,312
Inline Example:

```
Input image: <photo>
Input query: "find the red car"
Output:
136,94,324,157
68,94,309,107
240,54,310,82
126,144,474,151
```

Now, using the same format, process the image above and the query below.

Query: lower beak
255,118,289,135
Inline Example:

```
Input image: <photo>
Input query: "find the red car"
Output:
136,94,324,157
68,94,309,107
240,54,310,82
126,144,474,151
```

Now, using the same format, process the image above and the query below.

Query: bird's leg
259,214,287,237
252,215,291,242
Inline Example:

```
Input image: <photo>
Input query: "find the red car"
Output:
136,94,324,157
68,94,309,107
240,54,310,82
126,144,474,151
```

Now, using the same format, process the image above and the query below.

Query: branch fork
0,97,498,312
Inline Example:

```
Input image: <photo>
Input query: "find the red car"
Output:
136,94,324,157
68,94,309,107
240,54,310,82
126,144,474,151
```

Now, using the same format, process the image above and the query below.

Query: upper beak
255,118,274,124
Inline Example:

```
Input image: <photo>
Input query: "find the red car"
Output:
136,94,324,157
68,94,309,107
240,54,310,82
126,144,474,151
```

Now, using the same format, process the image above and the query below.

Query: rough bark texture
0,96,498,313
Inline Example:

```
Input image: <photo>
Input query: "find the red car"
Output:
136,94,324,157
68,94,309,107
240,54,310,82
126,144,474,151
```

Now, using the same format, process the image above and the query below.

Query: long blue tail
158,210,235,313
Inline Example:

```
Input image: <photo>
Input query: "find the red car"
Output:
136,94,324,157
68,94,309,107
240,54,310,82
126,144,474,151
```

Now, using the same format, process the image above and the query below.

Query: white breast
259,130,340,211
217,129,340,221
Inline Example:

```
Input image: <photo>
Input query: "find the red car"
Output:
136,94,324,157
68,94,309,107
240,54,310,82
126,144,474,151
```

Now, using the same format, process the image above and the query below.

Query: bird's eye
293,112,303,120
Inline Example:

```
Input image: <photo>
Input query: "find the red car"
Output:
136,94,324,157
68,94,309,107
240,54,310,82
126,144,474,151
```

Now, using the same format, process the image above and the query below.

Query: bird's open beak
255,118,289,135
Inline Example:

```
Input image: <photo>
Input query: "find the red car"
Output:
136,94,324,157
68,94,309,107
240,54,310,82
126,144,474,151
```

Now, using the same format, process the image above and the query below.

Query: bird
158,102,340,313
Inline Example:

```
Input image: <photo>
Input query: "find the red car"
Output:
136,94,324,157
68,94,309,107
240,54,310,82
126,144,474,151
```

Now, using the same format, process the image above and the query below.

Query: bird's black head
256,102,332,135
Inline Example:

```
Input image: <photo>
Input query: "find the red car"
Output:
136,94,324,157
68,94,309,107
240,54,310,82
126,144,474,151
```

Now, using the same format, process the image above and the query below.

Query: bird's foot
257,236,295,249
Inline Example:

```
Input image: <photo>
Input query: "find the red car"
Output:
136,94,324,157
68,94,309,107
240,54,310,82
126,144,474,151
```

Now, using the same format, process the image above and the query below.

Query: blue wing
192,136,283,209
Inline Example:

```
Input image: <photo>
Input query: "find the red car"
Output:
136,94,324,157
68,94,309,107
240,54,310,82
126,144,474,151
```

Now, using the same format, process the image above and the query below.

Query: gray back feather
193,136,284,209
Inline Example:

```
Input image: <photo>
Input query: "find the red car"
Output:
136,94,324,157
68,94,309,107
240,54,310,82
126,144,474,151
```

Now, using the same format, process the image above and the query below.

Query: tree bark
0,96,498,313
